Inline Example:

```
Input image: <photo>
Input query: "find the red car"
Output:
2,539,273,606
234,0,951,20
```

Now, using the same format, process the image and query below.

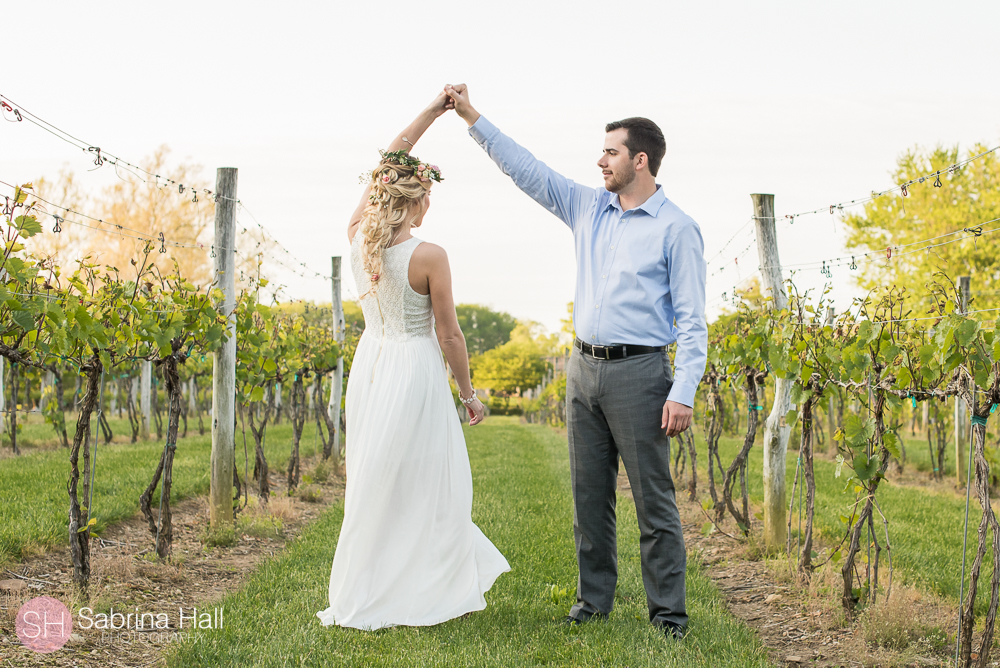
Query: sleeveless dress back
315,234,510,630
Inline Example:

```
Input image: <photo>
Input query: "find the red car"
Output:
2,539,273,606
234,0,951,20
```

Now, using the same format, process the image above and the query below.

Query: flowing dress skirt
316,330,510,630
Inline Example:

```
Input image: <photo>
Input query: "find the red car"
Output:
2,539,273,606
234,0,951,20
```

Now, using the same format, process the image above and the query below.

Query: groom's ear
634,151,650,172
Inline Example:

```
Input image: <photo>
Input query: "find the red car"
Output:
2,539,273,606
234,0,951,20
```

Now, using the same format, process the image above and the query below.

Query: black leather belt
574,337,666,360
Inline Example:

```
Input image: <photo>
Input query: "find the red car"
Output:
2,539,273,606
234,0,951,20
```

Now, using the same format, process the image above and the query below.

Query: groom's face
598,129,637,193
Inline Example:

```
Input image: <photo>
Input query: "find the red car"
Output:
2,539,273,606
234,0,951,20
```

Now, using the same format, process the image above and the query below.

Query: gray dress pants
566,347,688,628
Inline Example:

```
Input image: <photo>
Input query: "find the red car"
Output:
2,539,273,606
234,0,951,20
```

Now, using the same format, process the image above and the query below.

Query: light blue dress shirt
468,115,708,407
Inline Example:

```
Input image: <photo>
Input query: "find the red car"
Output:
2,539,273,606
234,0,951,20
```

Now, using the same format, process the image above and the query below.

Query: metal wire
779,145,1000,223
0,93,237,203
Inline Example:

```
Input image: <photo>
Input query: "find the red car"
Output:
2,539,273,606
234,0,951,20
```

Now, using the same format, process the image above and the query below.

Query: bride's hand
424,90,455,119
467,397,486,426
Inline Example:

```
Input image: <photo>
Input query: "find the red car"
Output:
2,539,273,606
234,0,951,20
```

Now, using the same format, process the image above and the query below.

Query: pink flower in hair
382,175,390,183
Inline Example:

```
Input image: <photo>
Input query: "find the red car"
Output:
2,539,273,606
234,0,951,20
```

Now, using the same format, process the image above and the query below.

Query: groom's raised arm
446,84,594,231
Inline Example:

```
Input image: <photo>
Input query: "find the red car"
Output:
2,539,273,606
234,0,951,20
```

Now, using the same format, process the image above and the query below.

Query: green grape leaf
14,215,43,238
11,310,34,332
957,319,979,347
882,431,901,460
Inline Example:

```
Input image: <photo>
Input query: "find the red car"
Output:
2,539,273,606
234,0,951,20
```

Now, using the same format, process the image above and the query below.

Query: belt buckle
592,344,608,360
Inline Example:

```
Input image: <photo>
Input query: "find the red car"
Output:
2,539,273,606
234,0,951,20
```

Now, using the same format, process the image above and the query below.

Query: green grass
715,428,990,604
164,418,770,667
0,412,326,567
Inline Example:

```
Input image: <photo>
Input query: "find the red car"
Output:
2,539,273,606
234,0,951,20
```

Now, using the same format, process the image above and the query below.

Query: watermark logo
16,596,72,653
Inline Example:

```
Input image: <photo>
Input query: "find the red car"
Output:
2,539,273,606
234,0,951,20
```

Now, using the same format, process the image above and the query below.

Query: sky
3,1,999,333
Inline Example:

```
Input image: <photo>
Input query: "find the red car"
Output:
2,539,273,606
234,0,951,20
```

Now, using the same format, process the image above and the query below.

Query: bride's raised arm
347,91,454,242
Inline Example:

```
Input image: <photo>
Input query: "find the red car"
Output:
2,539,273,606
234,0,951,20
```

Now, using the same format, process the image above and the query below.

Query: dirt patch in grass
0,452,344,667
617,465,957,668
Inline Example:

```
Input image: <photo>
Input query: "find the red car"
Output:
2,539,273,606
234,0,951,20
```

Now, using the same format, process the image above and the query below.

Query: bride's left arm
347,91,454,242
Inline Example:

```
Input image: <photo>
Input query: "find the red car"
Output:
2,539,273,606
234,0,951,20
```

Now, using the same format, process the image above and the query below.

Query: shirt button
602,274,606,278
610,246,614,249
591,335,596,339
595,304,599,308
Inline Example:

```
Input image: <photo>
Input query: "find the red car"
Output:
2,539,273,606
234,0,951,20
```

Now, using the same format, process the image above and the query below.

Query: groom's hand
661,400,692,437
445,84,480,127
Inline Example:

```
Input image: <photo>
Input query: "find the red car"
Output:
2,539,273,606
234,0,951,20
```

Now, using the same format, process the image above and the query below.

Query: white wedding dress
316,233,510,631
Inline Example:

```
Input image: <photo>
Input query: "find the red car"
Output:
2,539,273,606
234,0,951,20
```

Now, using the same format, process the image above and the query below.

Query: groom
446,84,707,639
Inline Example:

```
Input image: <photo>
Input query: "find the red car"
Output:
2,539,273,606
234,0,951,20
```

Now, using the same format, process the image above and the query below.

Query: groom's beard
605,161,636,193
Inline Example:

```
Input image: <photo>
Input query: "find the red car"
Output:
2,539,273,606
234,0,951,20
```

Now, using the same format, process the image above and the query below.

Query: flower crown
358,149,444,185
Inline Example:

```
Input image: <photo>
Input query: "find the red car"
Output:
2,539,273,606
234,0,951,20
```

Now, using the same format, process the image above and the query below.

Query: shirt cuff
468,115,499,146
666,380,698,409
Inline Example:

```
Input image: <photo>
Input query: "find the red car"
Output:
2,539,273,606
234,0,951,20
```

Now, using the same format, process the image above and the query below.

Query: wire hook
87,147,104,166
158,232,166,253
52,214,63,233
964,226,983,250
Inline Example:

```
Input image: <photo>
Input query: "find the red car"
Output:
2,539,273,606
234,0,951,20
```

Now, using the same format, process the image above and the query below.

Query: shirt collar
606,184,666,216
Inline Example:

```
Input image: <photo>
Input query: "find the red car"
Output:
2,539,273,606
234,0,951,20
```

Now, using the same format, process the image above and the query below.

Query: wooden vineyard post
327,256,345,459
210,167,238,529
955,275,971,485
753,193,791,551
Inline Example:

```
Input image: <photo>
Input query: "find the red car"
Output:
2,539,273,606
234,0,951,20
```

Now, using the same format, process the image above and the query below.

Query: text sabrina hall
77,606,225,630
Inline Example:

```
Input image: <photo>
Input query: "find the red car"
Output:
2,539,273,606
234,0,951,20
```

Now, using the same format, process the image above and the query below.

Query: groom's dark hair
604,117,666,177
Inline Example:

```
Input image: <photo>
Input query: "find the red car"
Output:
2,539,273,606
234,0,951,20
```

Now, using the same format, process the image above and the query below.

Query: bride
316,92,510,630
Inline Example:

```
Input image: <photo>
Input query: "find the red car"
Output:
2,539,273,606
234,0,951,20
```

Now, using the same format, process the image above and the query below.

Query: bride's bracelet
459,388,478,406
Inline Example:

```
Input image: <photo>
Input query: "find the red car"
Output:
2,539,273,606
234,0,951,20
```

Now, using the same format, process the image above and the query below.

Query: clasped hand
421,84,477,126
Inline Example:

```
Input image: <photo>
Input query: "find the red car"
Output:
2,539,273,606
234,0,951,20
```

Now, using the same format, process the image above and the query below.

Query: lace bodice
351,234,434,340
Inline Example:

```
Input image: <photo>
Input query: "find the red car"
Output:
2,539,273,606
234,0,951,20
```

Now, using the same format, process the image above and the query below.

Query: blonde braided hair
359,159,431,298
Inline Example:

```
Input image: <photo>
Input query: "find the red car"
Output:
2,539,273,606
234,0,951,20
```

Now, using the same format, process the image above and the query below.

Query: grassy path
165,418,771,667
0,415,320,567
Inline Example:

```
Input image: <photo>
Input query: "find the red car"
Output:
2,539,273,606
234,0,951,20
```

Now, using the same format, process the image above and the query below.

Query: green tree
509,320,561,355
456,304,517,356
470,340,549,406
841,143,1000,308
